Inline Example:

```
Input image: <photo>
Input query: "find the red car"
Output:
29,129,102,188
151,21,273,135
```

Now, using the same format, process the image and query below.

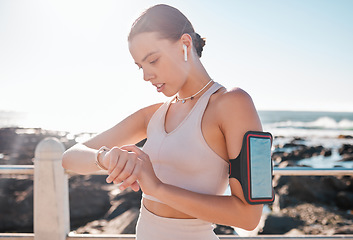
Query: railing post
34,137,69,240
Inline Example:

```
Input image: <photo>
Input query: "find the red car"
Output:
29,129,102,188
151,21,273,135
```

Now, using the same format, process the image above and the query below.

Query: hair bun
194,33,206,58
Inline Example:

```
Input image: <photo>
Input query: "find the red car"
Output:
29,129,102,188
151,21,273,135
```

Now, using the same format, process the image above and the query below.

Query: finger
119,160,142,190
120,145,149,160
107,149,119,175
108,157,132,184
107,152,128,184
130,181,140,192
106,155,119,183
113,155,135,184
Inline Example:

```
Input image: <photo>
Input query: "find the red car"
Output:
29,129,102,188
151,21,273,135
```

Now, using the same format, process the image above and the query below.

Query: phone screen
249,136,273,199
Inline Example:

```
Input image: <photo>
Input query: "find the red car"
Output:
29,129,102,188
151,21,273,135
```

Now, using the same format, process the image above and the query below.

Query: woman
62,4,263,240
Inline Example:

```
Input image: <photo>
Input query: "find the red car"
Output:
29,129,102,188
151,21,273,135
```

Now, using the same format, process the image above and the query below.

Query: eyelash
150,58,159,64
137,57,159,70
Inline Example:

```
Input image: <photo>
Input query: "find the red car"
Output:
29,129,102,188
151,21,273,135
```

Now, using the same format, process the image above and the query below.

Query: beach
1,110,353,235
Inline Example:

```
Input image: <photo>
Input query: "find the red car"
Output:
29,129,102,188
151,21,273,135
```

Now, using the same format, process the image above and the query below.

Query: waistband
140,203,214,231
142,192,164,203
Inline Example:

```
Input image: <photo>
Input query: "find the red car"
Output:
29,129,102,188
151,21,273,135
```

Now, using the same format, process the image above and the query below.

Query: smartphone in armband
229,131,275,205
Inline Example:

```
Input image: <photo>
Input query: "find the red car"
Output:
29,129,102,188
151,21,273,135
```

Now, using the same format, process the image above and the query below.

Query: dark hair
128,4,206,58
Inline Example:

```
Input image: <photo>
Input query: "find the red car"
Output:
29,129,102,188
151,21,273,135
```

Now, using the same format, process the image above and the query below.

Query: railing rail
1,165,353,176
0,165,34,175
1,233,353,240
1,138,353,240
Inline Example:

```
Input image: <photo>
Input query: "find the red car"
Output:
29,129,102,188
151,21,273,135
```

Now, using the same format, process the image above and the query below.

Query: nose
143,69,155,82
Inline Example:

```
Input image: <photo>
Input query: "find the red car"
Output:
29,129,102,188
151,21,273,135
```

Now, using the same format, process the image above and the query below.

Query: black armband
229,131,274,205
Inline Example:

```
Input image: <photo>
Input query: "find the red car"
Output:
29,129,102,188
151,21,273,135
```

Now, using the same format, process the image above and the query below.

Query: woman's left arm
125,88,264,230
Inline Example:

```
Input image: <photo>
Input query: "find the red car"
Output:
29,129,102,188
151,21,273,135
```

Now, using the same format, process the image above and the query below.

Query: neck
176,79,213,103
177,61,212,99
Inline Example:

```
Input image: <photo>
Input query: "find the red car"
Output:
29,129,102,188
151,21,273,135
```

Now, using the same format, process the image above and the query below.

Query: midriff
143,198,195,219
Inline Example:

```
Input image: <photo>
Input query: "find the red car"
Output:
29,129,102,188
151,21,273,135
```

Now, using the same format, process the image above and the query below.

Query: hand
102,146,141,192
120,145,162,196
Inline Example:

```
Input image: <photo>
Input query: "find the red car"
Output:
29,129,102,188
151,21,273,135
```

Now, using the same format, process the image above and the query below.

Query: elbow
229,204,263,231
233,214,261,231
61,150,70,170
241,217,261,231
243,206,263,231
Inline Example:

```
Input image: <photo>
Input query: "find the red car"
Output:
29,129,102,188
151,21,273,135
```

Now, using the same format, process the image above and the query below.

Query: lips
153,83,165,92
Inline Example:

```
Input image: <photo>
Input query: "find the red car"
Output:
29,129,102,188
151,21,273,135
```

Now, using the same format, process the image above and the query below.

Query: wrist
95,146,109,171
153,180,166,200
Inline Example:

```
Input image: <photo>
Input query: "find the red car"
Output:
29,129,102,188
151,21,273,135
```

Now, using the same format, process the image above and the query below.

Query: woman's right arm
62,103,162,175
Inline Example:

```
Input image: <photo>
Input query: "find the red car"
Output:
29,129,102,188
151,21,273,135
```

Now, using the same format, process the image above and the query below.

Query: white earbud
183,44,187,62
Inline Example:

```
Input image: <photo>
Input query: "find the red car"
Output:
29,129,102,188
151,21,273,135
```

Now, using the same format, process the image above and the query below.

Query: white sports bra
142,82,229,203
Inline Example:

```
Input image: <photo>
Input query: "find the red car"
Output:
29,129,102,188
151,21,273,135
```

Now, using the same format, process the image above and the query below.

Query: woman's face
129,32,189,97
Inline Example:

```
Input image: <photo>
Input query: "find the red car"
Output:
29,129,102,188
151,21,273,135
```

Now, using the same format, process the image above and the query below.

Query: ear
180,33,193,51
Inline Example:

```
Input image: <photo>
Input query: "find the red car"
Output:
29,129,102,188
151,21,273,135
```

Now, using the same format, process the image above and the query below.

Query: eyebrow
141,51,159,63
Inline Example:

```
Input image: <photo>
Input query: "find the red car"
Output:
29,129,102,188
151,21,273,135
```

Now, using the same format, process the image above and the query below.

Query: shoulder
212,86,262,158
140,102,163,115
220,87,252,102
139,103,164,128
213,87,257,119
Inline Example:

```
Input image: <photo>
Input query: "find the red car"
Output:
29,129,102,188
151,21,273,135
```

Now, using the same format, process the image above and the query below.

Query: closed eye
150,58,159,64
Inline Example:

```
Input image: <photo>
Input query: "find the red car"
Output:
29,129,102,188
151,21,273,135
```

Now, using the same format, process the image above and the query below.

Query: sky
0,0,352,132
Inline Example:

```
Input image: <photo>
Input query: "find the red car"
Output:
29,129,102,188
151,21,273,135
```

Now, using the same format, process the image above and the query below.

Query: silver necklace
175,79,213,103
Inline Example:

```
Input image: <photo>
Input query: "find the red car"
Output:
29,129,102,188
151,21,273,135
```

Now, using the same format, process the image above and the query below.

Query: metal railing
1,137,353,240
1,233,353,239
2,165,353,176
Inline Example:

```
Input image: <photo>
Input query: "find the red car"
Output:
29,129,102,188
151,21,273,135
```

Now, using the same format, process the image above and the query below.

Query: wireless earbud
183,44,187,62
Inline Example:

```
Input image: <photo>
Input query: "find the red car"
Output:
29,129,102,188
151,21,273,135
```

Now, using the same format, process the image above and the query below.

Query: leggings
135,204,219,240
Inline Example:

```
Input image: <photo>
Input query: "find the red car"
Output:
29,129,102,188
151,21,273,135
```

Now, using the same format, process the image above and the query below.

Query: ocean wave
266,117,353,130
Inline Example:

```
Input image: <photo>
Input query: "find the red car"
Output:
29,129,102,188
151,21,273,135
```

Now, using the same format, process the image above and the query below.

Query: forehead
128,32,176,62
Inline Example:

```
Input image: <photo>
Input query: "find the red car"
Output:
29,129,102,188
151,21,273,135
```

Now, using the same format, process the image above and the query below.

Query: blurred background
1,0,352,134
1,0,353,236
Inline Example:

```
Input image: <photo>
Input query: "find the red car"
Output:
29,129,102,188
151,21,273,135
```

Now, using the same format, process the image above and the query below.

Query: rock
275,175,353,210
214,225,235,235
0,176,34,232
283,143,306,148
266,175,353,235
339,144,353,155
261,203,353,235
321,149,332,156
68,175,112,228
0,127,76,165
339,154,353,162
338,135,353,139
73,187,142,234
271,150,286,163
272,143,329,163
284,228,304,236
106,189,142,220
2,129,353,236
334,225,353,234
285,176,336,206
336,191,353,210
260,213,304,234
75,208,140,234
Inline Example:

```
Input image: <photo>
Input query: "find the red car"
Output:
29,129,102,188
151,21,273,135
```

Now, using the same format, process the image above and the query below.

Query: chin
161,89,177,98
163,92,175,98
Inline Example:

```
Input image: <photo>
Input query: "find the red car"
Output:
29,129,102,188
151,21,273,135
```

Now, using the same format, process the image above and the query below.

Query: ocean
2,110,353,135
1,110,353,168
258,111,353,168
260,110,353,138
